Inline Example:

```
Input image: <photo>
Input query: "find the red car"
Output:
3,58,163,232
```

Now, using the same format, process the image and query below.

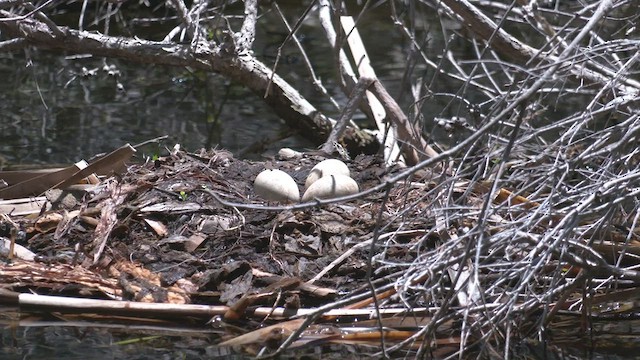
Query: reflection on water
4,319,639,359
0,321,387,359
0,51,313,166
1,325,229,360
0,3,441,167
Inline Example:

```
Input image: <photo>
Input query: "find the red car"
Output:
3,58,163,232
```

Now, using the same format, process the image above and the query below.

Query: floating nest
1,146,639,358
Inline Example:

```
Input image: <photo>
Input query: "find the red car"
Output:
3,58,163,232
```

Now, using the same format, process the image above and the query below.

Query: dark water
0,46,311,165
1,325,213,359
0,3,418,167
3,318,639,359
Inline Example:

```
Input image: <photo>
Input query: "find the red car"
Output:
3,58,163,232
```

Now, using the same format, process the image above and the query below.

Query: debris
0,145,637,358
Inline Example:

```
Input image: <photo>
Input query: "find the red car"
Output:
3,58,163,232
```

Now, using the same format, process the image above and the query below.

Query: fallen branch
0,288,433,320
0,11,375,150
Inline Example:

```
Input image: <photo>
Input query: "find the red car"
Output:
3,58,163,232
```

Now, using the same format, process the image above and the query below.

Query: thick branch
370,80,443,169
235,0,257,52
0,13,375,148
439,0,537,64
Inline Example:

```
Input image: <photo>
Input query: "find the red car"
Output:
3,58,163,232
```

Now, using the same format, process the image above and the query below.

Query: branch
0,13,376,148
321,75,374,155
235,0,257,52
438,0,640,97
317,1,378,130
272,1,340,111
369,80,442,168
439,0,538,64
0,37,26,50
338,15,400,166
167,0,199,41
338,16,444,170
23,1,63,37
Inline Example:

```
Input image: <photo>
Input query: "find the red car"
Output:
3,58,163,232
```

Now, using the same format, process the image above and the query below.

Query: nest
1,144,639,358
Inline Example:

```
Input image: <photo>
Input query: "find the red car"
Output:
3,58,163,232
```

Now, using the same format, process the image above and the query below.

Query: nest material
1,147,639,357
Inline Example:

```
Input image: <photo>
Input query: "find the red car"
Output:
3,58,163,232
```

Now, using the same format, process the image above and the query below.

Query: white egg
253,169,300,203
277,148,302,160
302,174,359,202
304,159,350,189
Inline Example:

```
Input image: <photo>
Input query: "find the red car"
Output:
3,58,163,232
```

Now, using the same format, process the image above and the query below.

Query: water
0,50,302,165
0,2,448,167
0,321,226,359
0,4,339,165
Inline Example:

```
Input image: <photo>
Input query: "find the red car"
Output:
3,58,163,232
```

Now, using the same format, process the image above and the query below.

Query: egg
253,169,300,203
304,159,350,189
302,174,359,202
276,147,302,160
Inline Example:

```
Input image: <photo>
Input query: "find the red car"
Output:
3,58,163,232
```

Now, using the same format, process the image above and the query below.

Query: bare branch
321,75,374,155
0,37,26,50
235,0,257,52
0,13,372,147
436,0,640,97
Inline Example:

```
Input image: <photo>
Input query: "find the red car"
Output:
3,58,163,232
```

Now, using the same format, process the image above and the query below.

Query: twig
23,0,62,37
168,0,196,40
307,239,372,284
320,75,374,154
272,2,341,111
0,288,435,319
264,0,316,98
339,16,401,166
0,37,26,50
